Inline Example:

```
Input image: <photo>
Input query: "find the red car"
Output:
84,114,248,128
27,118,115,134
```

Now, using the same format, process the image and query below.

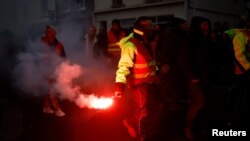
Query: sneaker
43,107,54,114
55,109,66,117
123,119,137,138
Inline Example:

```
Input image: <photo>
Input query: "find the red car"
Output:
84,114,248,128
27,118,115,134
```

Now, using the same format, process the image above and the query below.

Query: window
120,18,136,28
63,0,70,13
76,0,86,10
41,0,48,13
145,0,162,4
112,0,124,8
143,15,174,25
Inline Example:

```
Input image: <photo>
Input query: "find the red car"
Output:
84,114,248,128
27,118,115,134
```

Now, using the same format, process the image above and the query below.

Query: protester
114,16,162,141
41,26,66,117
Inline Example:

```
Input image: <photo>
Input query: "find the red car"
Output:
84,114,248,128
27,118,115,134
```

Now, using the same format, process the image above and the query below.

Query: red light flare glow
90,97,114,109
76,94,114,109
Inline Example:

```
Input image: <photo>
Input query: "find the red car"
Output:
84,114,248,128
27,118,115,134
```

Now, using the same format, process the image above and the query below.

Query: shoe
43,107,54,114
184,127,194,140
55,109,66,117
123,119,137,138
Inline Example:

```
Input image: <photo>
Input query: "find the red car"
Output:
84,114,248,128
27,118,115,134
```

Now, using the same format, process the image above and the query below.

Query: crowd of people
1,14,249,141
107,16,248,141
41,15,249,141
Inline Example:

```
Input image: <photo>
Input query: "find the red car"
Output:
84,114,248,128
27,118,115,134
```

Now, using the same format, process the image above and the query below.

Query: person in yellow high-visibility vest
225,25,250,128
114,16,162,141
225,28,250,75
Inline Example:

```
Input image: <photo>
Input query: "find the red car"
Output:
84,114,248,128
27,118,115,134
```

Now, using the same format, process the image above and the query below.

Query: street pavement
0,85,248,141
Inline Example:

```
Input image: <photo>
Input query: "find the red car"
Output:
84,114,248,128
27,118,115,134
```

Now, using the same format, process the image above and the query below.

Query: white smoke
50,59,114,109
13,23,115,109
14,52,49,96
13,40,62,96
51,60,83,100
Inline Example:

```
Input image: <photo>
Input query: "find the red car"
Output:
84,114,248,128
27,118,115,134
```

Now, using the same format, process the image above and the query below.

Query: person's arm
115,41,136,84
233,32,250,71
114,41,136,98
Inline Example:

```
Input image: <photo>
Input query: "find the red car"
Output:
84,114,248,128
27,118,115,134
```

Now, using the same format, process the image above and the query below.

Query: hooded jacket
225,28,250,74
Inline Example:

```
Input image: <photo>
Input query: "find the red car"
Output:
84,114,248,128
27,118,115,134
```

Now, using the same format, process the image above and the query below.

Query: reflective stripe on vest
108,43,119,47
133,61,156,68
107,42,121,52
128,38,156,83
131,71,156,79
107,48,121,52
107,30,125,54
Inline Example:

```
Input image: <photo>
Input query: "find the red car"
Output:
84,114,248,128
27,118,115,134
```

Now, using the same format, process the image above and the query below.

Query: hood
224,28,248,39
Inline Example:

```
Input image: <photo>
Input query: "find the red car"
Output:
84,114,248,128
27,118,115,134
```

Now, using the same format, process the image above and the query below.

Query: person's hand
114,91,123,99
114,82,126,99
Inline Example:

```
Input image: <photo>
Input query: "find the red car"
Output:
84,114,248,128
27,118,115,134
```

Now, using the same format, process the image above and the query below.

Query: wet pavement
0,91,131,141
0,86,248,141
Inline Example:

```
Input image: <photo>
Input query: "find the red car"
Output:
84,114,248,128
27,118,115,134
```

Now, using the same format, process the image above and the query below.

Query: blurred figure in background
93,25,109,59
183,16,215,140
157,17,205,140
85,25,97,57
41,26,66,117
107,19,126,68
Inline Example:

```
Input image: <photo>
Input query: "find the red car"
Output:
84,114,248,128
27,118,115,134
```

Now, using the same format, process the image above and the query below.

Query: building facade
0,0,94,37
1,0,249,36
94,0,249,30
1,0,250,45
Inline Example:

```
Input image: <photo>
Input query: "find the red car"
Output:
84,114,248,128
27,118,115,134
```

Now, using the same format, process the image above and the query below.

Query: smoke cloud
13,22,115,109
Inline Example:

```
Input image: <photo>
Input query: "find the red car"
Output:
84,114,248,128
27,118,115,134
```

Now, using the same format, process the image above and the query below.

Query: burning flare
76,94,114,109
90,97,113,109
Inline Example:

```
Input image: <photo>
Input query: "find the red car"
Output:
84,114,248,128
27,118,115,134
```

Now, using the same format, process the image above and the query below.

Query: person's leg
123,118,137,138
49,95,65,117
229,75,248,128
43,95,54,114
123,84,147,140
146,84,163,141
185,81,204,140
133,84,148,141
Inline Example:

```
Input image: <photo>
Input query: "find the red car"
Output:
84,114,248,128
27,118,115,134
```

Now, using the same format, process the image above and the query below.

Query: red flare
90,97,113,109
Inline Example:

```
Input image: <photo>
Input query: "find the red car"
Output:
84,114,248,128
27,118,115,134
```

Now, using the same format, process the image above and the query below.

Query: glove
114,82,126,98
